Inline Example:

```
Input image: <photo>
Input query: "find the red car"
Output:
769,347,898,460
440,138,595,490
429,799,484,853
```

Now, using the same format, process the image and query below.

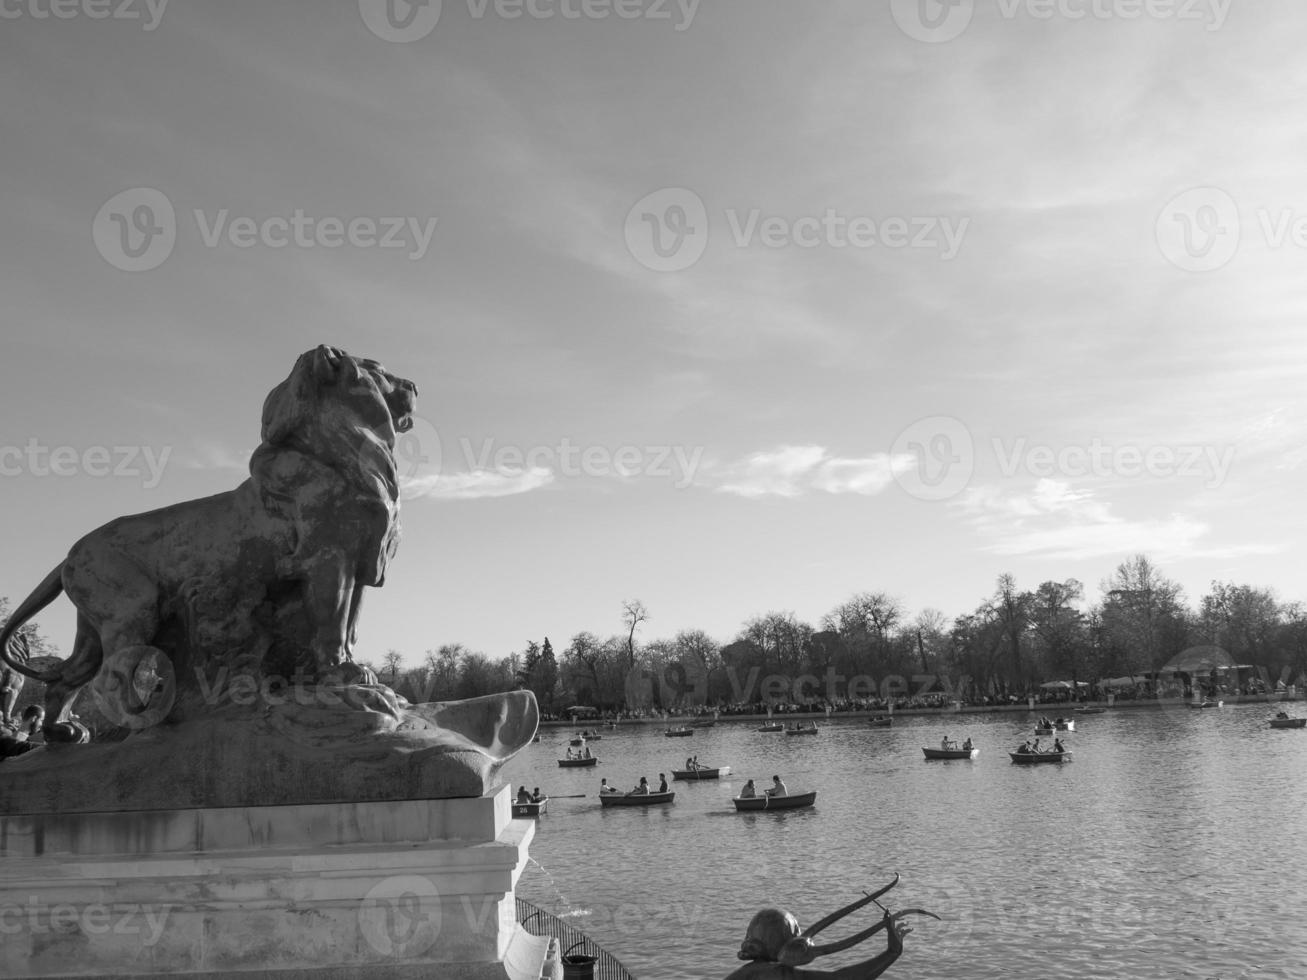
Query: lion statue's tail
0,564,67,682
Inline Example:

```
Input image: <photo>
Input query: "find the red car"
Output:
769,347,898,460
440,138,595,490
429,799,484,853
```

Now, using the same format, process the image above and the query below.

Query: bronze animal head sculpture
726,876,938,980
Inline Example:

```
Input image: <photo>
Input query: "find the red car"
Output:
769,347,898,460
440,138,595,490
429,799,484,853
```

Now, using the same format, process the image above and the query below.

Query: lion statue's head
256,345,418,504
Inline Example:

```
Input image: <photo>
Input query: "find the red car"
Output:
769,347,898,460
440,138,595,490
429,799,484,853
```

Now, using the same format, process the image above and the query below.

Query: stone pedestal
0,787,547,979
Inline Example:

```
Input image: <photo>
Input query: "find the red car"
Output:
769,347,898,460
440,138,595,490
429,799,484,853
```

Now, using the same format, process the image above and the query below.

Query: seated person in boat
1053,739,1065,753
531,787,544,802
516,785,531,804
1031,737,1043,753
686,756,694,770
1016,740,1032,754
1276,711,1290,719
565,747,575,759
940,735,951,751
629,776,650,795
600,778,616,794
962,736,973,751
582,745,593,758
658,773,669,792
766,775,789,797
739,779,757,799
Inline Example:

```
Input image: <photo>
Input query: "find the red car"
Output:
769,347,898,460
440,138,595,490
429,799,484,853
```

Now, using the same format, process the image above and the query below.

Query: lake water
500,704,1307,980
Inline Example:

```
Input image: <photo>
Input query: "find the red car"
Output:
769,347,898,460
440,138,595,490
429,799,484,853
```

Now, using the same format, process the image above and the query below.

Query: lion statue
0,345,417,744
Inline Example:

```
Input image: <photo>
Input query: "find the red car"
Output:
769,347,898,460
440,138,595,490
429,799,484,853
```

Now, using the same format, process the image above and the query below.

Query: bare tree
381,649,405,686
621,599,648,672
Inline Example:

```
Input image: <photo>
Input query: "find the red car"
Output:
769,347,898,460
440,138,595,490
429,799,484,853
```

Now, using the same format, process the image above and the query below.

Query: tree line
370,555,1307,714
6,554,1307,720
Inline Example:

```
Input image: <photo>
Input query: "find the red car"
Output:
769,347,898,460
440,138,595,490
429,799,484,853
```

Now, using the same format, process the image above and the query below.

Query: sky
1,0,1305,667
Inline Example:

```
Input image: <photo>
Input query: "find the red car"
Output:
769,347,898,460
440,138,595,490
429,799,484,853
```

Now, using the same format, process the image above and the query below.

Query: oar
548,794,587,799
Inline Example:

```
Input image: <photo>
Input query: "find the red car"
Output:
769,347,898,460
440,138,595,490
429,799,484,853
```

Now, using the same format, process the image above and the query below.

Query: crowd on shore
537,684,1302,724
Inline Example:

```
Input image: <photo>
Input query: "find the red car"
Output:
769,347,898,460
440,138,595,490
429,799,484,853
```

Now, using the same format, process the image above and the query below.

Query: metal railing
516,897,636,980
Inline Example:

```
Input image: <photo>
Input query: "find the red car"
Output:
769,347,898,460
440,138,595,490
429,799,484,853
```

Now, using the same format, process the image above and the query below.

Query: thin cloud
402,467,554,501
715,445,911,499
954,479,1212,561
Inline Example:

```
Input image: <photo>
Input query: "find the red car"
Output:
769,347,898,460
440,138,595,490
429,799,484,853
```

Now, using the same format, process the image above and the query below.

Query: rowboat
569,737,585,746
733,790,817,811
578,731,603,740
1009,750,1072,764
671,765,731,780
599,790,675,807
512,798,547,818
867,716,892,727
558,756,598,767
664,727,694,738
785,724,818,736
757,722,784,733
922,746,978,760
1187,700,1223,709
1269,717,1307,729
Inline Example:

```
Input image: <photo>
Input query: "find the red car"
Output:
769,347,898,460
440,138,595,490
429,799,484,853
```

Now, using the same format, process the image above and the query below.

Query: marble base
0,788,545,979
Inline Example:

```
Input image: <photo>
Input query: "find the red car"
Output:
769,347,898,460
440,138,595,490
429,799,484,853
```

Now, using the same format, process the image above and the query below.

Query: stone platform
0,788,549,979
